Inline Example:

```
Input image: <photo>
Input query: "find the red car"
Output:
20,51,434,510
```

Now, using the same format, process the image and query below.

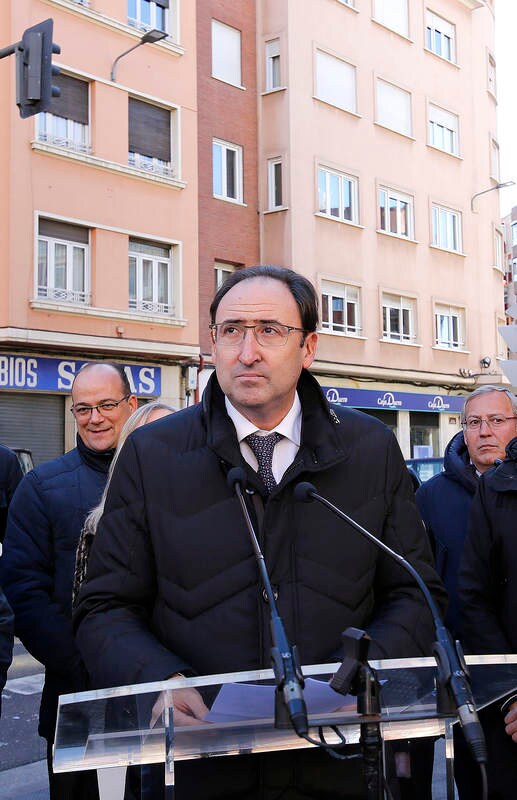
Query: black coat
459,436,517,654
0,583,13,716
416,431,477,636
75,371,446,798
458,437,517,800
0,440,110,739
0,444,23,544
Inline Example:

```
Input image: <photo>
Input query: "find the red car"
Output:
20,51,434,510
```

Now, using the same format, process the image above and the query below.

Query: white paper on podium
205,678,356,723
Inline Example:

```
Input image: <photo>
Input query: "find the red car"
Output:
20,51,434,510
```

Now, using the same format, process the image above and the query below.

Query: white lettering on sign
0,356,38,388
138,367,155,395
377,392,402,408
57,361,78,390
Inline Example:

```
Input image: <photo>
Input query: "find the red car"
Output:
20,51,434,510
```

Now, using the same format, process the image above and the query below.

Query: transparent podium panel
54,655,517,776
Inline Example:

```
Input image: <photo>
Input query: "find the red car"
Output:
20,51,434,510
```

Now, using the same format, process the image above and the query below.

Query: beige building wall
258,0,504,457
0,0,199,462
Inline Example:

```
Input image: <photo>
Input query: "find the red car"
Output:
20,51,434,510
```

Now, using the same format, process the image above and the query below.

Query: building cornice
0,327,199,361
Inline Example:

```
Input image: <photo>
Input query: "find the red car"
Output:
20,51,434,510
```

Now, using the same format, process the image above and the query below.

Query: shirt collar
225,393,302,446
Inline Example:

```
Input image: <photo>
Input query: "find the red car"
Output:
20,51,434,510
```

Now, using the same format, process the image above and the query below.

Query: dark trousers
46,739,100,800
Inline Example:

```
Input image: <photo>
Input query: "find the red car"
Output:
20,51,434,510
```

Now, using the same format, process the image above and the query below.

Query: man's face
212,277,317,430
72,365,138,452
463,391,517,473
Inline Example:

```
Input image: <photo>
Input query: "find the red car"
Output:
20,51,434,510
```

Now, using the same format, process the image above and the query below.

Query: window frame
267,158,284,210
127,0,170,35
128,239,174,315
381,292,416,343
490,137,500,181
434,303,465,350
265,39,281,91
321,281,362,336
214,261,236,290
37,228,90,305
376,78,412,137
315,49,357,114
494,228,504,271
378,186,414,239
425,9,456,64
373,0,409,38
211,19,242,87
428,103,459,156
431,203,462,253
318,166,359,225
212,138,244,204
128,97,175,178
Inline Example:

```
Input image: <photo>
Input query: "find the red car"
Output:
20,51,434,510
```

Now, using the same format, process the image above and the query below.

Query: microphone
294,481,488,766
227,468,308,736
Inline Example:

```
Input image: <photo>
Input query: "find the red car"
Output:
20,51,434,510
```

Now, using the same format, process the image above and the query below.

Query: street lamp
110,29,167,82
470,180,515,212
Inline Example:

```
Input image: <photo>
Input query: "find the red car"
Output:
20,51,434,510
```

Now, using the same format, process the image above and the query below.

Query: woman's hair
85,400,177,535
72,401,176,604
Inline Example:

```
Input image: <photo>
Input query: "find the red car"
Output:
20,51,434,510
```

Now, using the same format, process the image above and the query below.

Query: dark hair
209,266,319,332
72,362,132,395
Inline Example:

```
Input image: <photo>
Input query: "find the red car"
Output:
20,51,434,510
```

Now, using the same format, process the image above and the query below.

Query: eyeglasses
71,394,131,419
209,321,307,348
463,415,517,431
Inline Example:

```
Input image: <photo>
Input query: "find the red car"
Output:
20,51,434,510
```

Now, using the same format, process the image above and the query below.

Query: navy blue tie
245,432,283,493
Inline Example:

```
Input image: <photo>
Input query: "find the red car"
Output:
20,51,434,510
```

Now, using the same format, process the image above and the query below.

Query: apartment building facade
0,0,198,463
0,0,505,463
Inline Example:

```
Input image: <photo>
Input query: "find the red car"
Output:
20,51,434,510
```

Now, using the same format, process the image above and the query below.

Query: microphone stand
227,468,308,736
294,482,488,792
330,627,384,800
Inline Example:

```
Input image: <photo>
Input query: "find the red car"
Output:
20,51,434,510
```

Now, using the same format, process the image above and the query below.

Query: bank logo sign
0,355,161,396
323,386,464,413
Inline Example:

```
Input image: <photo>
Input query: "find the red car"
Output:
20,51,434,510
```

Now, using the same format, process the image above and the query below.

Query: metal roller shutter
0,393,65,466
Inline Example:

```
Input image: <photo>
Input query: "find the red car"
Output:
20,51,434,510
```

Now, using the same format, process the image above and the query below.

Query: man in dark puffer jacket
0,362,137,800
75,267,446,799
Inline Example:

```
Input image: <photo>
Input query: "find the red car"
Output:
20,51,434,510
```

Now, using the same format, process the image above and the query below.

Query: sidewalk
0,759,48,800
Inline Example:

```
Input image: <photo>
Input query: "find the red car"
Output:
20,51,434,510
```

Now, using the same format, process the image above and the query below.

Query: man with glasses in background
0,362,137,799
458,390,517,800
75,266,445,799
416,385,517,798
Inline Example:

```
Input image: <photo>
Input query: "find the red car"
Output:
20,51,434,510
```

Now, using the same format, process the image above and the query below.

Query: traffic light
16,18,61,119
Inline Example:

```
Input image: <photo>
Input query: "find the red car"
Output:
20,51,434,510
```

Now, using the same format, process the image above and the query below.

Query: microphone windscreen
293,482,316,503
227,467,247,491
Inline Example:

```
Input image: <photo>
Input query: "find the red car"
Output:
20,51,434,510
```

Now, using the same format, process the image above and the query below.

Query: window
425,10,456,63
373,0,409,37
127,0,169,34
490,138,500,181
36,74,89,153
488,53,496,96
212,139,243,202
265,39,281,90
318,167,359,224
512,257,517,281
512,223,517,247
37,219,89,304
382,293,416,342
497,317,508,360
378,187,414,239
212,20,241,86
428,104,459,156
495,229,504,271
431,204,462,253
434,304,465,350
268,159,283,209
376,79,412,137
315,50,356,114
128,98,173,177
321,281,361,335
215,261,236,289
129,239,173,314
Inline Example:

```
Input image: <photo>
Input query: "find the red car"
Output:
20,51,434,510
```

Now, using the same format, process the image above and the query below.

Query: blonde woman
72,401,176,604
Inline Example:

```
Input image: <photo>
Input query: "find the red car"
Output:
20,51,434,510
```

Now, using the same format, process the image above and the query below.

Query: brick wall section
197,0,260,356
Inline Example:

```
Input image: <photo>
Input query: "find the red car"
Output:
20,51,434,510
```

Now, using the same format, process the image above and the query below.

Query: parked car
13,449,34,475
406,457,444,486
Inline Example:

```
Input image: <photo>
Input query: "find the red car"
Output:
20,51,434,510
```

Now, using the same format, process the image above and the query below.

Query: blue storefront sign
322,386,464,413
0,355,161,397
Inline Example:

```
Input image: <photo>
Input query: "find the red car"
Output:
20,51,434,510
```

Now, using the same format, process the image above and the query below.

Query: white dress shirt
225,393,302,484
